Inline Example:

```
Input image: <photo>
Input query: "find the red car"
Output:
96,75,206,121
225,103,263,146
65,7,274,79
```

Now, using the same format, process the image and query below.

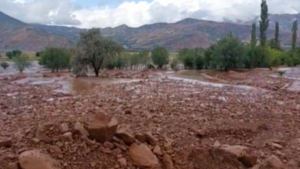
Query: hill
0,11,299,51
0,12,73,52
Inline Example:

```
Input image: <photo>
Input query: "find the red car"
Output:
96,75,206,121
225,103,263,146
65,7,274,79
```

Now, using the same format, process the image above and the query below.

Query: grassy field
0,52,39,62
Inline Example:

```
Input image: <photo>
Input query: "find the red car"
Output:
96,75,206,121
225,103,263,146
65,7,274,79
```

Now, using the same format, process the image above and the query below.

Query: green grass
0,52,39,62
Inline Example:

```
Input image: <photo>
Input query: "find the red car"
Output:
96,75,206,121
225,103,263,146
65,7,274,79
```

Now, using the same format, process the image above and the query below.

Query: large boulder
19,150,61,169
88,112,118,143
129,143,160,168
221,145,257,167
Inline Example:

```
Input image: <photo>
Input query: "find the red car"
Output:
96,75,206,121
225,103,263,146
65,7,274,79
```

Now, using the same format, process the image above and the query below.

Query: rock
257,155,285,169
153,145,163,156
90,162,96,168
162,154,174,169
7,162,20,169
135,133,146,143
129,143,160,168
19,150,61,169
115,127,135,145
59,132,73,141
271,143,283,149
286,160,299,169
74,122,89,137
35,125,51,143
114,143,127,151
144,132,157,146
112,148,122,155
0,138,12,148
220,145,248,158
118,158,127,167
213,140,221,148
103,141,114,149
60,123,69,133
88,112,118,143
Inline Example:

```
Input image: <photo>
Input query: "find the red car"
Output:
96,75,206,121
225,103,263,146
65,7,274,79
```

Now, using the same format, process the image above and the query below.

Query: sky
1,0,300,28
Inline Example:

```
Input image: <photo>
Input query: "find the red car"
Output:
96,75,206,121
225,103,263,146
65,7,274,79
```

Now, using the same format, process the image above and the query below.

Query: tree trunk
94,68,99,77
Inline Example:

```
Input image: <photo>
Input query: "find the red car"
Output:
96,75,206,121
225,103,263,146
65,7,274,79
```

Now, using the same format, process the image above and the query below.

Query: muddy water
167,70,257,90
277,67,300,92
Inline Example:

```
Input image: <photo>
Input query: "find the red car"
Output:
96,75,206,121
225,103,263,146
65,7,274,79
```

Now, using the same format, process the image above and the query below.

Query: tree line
1,0,299,75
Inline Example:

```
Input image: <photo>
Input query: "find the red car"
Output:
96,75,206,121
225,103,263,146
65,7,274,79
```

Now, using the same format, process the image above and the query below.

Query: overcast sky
1,0,299,28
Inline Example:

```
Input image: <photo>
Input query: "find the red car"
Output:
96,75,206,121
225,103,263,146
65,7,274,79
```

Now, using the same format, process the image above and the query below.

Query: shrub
13,54,31,73
151,46,169,69
0,62,9,69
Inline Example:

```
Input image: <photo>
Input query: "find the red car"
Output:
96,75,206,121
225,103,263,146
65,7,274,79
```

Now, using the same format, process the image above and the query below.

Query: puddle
165,70,258,90
71,78,142,94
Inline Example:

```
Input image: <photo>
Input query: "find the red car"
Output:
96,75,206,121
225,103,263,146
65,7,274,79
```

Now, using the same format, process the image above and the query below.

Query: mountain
0,11,299,52
0,12,73,52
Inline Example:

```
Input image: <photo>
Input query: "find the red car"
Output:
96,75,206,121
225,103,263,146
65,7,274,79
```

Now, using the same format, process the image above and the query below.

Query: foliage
178,48,205,70
274,22,280,50
211,33,247,71
147,63,155,69
12,54,31,73
259,0,269,47
40,47,71,72
250,23,257,49
277,71,285,77
292,20,298,51
36,51,44,57
74,29,123,77
170,59,178,70
151,46,169,68
6,50,22,59
0,62,9,69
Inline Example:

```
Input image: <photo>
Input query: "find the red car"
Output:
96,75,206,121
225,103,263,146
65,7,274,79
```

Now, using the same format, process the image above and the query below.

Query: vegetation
6,50,22,59
250,23,257,49
178,48,205,70
0,62,9,69
35,51,43,57
292,20,298,52
151,46,169,69
259,0,269,47
73,29,123,77
13,54,31,73
39,47,71,72
277,71,285,77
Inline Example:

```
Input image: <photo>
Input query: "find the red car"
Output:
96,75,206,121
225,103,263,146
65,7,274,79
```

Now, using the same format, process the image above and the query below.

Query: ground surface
0,67,300,169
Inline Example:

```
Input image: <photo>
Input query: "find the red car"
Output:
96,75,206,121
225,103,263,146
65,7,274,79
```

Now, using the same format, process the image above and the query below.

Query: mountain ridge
0,11,299,51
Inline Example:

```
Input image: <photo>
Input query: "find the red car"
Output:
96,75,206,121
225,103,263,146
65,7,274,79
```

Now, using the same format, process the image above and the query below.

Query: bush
13,54,31,73
0,62,9,69
40,47,71,72
151,46,169,69
170,59,178,70
147,63,155,69
277,71,285,76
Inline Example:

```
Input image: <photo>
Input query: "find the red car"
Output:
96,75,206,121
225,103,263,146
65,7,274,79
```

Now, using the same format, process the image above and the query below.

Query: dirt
1,68,300,169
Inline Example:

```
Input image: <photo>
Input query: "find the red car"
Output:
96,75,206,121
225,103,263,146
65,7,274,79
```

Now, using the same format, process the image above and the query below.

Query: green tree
13,54,31,73
0,62,9,69
151,46,169,69
212,33,247,71
259,0,269,47
40,47,71,72
274,22,280,50
6,50,22,59
5,52,13,59
74,29,123,77
139,51,150,66
250,23,257,49
292,20,298,51
179,48,194,69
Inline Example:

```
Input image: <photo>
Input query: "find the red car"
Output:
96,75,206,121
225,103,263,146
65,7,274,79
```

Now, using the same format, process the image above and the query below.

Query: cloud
0,0,299,28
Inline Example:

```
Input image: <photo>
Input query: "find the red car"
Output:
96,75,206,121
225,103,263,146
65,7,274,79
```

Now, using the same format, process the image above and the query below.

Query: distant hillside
0,11,299,51
0,12,73,52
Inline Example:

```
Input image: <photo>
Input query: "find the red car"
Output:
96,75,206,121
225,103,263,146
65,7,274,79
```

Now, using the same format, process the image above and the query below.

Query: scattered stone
90,162,96,168
74,122,89,137
257,155,285,169
88,112,118,143
135,133,146,143
59,132,73,141
118,158,127,167
60,123,69,133
153,145,163,156
129,143,160,168
220,145,248,158
124,110,132,114
144,132,157,146
19,150,61,169
0,138,12,148
36,126,51,143
271,143,283,149
103,141,114,149
113,143,127,151
162,154,174,169
112,148,122,155
239,153,258,168
115,127,135,145
213,140,221,148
